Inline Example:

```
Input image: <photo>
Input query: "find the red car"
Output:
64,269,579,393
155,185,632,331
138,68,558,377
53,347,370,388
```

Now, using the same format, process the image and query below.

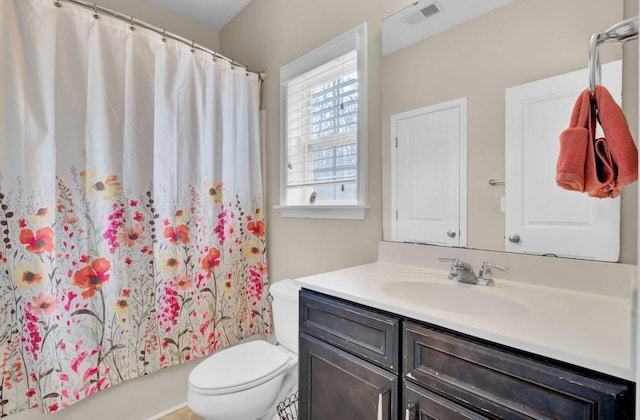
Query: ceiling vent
402,2,442,25
421,3,441,18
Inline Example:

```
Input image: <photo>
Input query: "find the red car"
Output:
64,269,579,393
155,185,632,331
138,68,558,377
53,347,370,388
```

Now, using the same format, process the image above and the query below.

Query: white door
391,98,467,247
505,61,621,261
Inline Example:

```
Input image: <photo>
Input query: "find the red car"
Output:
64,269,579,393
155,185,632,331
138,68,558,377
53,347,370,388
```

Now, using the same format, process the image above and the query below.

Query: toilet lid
189,340,291,395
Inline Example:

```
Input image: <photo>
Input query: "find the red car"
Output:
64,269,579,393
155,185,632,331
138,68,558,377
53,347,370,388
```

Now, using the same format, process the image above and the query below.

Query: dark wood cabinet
299,334,398,420
299,289,400,420
404,321,632,419
299,289,634,420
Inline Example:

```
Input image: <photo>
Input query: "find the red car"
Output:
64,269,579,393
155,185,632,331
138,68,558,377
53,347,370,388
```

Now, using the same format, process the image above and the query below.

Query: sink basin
372,273,530,318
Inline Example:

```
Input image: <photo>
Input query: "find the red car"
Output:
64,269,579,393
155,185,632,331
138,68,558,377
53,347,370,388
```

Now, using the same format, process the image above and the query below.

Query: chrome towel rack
589,16,639,94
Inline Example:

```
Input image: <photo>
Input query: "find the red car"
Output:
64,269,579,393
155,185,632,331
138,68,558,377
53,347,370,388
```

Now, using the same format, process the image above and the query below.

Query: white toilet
187,279,300,420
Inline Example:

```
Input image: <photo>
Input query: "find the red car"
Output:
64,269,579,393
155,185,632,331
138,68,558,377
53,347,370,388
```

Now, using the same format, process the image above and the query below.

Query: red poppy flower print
19,227,55,253
117,223,147,247
32,293,59,316
201,247,221,277
72,258,111,299
247,220,265,237
173,274,193,291
163,224,190,245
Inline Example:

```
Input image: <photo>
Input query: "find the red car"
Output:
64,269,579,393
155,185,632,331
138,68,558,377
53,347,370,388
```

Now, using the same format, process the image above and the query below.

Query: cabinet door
404,381,486,420
299,334,398,420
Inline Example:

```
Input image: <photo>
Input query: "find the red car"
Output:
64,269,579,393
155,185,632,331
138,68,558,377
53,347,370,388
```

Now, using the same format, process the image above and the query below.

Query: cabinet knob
447,230,457,238
508,234,521,243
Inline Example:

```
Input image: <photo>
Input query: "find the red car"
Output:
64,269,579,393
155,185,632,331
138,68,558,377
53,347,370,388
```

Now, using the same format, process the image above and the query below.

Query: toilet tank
269,279,300,354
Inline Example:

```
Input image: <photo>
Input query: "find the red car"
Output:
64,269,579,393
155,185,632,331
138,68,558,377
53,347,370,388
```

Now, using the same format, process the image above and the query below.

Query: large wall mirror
381,0,638,264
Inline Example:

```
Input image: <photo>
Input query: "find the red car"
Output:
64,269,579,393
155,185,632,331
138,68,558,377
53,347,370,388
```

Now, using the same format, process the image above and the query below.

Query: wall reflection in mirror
381,0,638,264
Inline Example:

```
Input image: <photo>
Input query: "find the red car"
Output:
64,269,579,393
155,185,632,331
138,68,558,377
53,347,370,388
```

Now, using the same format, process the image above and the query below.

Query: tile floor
159,406,203,420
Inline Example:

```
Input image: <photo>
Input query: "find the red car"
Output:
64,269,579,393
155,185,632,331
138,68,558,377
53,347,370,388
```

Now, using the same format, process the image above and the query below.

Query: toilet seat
188,340,291,396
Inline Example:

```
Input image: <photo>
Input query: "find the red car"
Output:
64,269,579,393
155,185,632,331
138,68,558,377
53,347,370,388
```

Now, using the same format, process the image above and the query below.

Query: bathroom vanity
296,242,637,419
299,289,632,419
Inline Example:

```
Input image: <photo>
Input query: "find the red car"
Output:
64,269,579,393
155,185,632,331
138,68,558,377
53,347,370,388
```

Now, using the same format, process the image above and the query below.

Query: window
312,143,357,201
278,23,368,220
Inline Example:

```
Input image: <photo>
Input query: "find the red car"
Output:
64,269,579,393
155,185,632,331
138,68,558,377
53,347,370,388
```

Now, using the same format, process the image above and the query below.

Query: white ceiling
148,0,253,31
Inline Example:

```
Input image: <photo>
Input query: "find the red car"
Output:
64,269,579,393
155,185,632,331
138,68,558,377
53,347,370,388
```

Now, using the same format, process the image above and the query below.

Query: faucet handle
438,257,460,281
478,262,508,284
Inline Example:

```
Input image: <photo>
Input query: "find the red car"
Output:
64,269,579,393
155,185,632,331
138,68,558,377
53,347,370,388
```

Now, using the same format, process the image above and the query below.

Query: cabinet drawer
404,322,632,419
300,289,400,372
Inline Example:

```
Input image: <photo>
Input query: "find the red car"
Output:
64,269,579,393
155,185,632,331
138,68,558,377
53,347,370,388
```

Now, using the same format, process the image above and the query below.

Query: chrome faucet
477,262,508,285
438,258,508,286
439,257,477,284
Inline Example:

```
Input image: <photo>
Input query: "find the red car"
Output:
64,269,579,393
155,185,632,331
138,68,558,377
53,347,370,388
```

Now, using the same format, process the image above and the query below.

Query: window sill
275,204,370,220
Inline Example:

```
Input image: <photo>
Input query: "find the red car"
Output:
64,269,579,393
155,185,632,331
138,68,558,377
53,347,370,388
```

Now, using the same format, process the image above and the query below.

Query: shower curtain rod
53,0,265,81
588,16,638,93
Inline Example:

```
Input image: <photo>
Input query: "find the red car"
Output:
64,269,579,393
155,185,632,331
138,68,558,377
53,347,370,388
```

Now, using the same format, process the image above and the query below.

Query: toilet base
258,366,298,420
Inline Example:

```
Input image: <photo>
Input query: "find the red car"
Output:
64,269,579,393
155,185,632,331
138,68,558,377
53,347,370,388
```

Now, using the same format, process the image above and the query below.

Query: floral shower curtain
0,0,270,416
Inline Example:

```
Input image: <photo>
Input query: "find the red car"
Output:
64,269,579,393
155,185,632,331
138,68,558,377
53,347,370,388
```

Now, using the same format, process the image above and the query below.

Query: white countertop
295,261,635,381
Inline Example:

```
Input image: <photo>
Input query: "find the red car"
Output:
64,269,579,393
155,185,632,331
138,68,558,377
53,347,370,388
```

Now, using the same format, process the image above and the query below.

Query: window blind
285,50,358,203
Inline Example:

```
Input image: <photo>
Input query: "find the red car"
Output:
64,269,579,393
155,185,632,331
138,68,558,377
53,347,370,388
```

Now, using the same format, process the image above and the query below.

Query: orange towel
556,89,592,192
586,136,618,198
556,86,637,198
595,85,638,190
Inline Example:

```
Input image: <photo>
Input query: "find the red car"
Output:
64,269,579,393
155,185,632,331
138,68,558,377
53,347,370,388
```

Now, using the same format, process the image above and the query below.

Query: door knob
447,230,457,238
508,234,521,243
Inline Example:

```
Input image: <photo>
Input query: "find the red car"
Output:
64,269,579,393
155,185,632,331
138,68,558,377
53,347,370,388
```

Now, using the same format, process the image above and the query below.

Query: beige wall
219,0,409,281
380,0,638,263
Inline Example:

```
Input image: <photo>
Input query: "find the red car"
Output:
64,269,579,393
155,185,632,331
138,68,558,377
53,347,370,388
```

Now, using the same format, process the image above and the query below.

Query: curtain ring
245,65,250,77
54,1,62,7
161,29,167,43
212,52,218,62
130,16,135,31
93,3,100,19
190,41,196,53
